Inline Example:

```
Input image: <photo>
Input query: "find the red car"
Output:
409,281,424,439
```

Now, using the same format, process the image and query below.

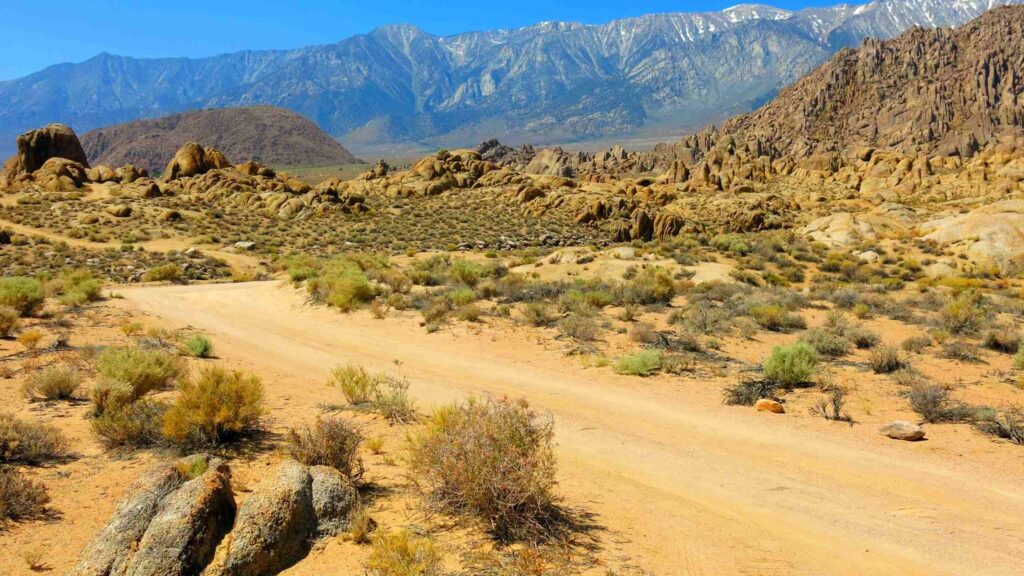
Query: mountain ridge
79,106,360,174
0,0,1018,155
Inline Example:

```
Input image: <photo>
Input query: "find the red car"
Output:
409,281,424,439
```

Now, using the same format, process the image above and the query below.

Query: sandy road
120,281,1024,576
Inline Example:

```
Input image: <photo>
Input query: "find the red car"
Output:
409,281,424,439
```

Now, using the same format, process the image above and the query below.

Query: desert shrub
446,286,476,307
17,330,42,351
307,258,376,312
0,277,44,316
847,325,881,349
181,334,214,358
710,234,751,255
674,329,703,352
91,399,169,449
449,259,496,287
162,367,265,447
410,396,560,541
366,530,443,576
868,345,903,373
617,266,677,305
0,467,50,524
891,367,928,388
941,340,982,362
0,413,67,464
94,347,186,409
1015,347,1024,370
723,379,777,406
974,407,1024,445
557,312,600,342
613,350,662,376
908,384,975,423
802,327,850,357
812,387,851,422
455,304,483,322
981,326,1020,354
747,304,805,332
901,335,932,353
939,294,988,335
331,363,380,405
287,418,364,481
763,342,817,388
142,263,183,282
0,306,19,337
53,268,103,306
628,322,660,345
521,303,555,327
373,375,417,424
22,366,82,401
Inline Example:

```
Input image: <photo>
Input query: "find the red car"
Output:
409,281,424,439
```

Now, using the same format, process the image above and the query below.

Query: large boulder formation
163,143,232,181
203,460,356,576
70,454,235,576
71,458,357,576
2,123,89,181
920,200,1024,274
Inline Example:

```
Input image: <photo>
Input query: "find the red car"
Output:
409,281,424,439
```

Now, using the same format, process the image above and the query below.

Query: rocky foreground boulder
71,457,356,576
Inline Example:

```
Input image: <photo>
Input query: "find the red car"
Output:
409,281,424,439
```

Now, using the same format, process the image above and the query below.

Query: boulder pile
70,456,356,576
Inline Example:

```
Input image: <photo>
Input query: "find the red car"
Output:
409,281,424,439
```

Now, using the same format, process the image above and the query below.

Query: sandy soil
109,281,1024,576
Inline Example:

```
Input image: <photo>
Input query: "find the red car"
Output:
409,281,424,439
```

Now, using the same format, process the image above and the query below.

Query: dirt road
120,281,1024,576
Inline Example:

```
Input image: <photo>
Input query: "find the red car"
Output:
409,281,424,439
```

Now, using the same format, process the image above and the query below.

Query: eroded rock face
6,123,89,177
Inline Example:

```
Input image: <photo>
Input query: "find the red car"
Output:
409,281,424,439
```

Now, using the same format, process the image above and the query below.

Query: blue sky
0,0,839,80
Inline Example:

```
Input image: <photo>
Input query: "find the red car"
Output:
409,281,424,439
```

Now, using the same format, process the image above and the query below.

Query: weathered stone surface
125,460,235,576
755,398,785,414
309,465,357,536
2,123,89,183
205,460,317,576
879,421,926,441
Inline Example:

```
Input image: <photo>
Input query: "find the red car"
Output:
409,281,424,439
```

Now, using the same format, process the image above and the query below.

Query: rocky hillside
81,107,360,174
0,0,1016,153
715,4,1024,159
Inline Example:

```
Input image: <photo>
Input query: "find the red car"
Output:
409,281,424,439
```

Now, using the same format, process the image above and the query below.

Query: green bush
748,304,805,332
53,268,103,306
330,363,379,405
182,334,214,358
618,267,677,305
162,367,265,447
613,350,662,376
763,342,818,388
410,397,559,541
307,258,376,312
446,286,476,307
0,277,44,317
93,347,186,411
91,399,169,449
142,263,184,282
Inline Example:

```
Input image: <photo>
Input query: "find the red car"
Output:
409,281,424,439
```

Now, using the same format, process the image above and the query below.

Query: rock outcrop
163,143,232,181
73,458,357,576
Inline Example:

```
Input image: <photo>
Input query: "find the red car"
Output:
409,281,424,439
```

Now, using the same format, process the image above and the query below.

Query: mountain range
0,0,1017,156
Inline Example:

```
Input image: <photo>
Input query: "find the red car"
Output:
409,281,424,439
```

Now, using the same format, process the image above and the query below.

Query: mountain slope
80,106,360,173
0,0,1018,154
716,4,1024,159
